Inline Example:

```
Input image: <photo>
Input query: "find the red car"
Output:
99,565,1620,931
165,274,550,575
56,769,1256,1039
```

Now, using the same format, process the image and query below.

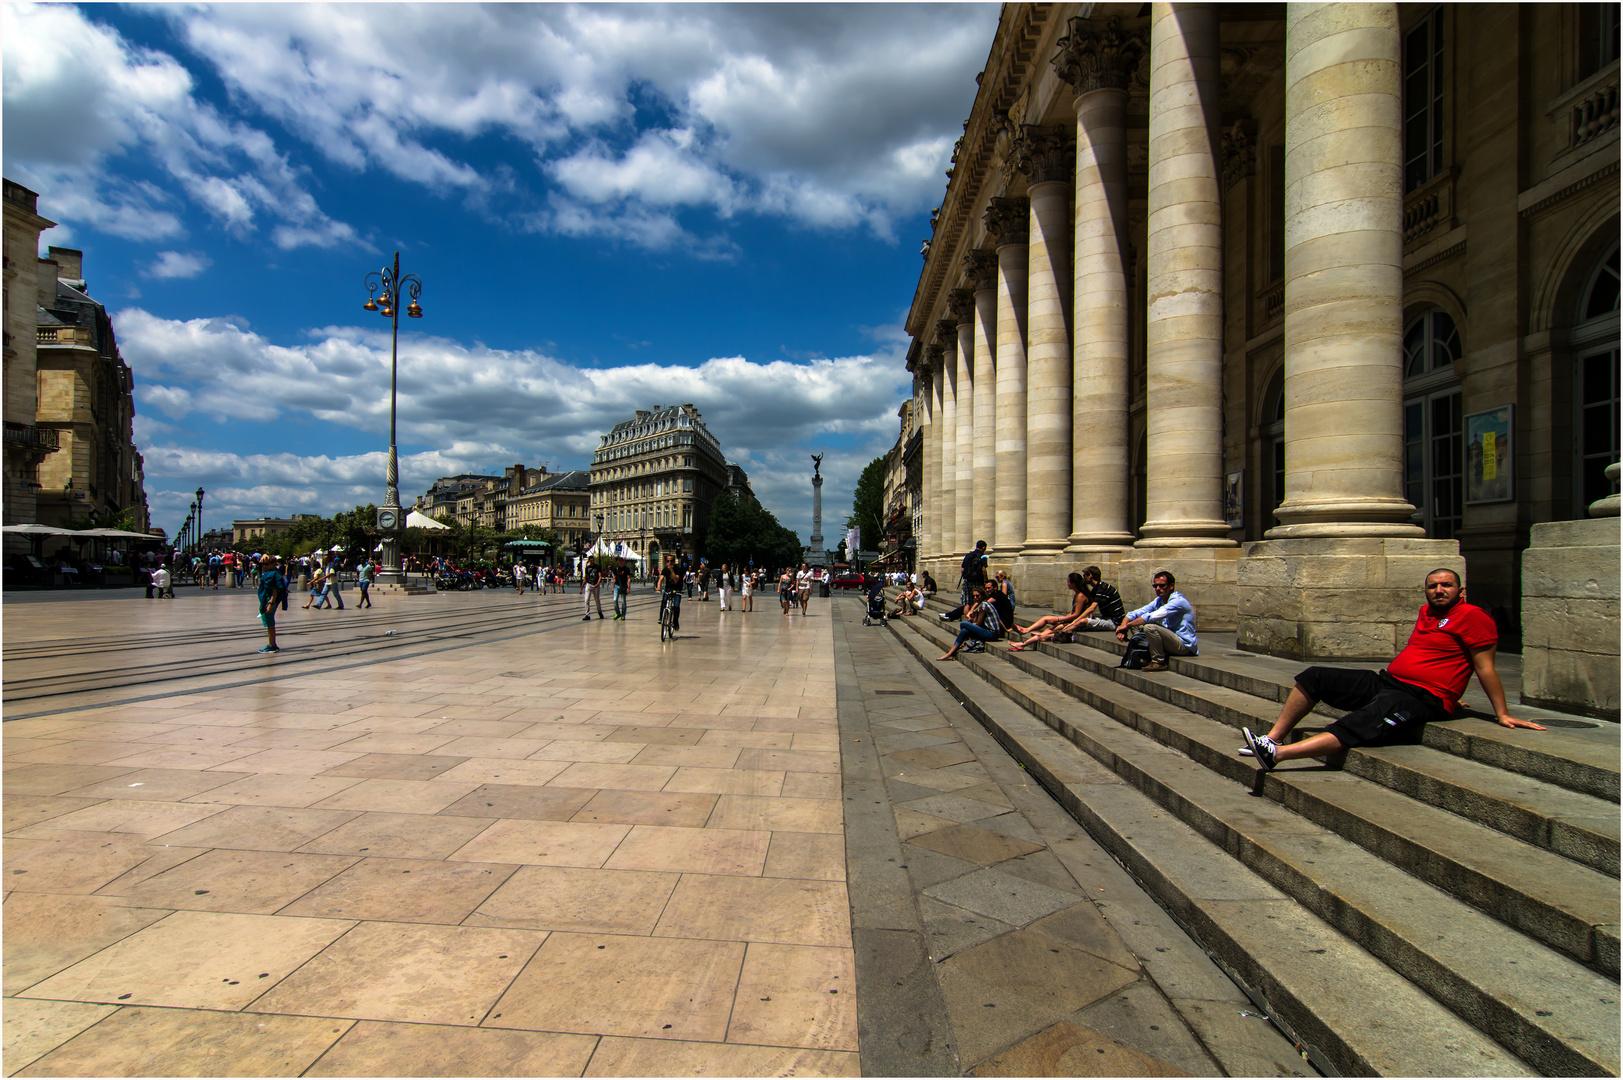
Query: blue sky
3,2,997,542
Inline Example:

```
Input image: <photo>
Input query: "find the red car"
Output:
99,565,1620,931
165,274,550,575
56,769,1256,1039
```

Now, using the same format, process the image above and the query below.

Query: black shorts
1296,666,1449,748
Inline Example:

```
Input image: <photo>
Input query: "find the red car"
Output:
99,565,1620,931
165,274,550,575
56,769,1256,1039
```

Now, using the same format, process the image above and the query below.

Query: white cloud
122,308,912,537
144,251,211,279
3,3,359,251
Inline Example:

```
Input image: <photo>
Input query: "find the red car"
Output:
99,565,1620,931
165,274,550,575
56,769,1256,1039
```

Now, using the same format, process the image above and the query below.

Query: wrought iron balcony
3,422,59,451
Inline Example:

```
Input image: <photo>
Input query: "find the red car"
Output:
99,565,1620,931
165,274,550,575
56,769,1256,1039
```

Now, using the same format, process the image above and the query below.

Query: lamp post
187,502,197,555
181,512,192,557
363,251,423,585
195,487,205,551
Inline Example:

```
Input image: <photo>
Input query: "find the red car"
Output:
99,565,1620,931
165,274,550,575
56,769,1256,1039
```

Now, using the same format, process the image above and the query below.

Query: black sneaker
1242,728,1277,771
582,615,591,622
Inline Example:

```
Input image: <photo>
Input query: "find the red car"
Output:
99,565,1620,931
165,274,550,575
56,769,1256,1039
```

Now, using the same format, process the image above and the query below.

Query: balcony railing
3,422,59,451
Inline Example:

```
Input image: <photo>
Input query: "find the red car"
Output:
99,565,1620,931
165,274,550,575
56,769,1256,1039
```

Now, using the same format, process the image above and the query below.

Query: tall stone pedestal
1520,517,1620,720
1237,538,1462,661
1118,547,1241,632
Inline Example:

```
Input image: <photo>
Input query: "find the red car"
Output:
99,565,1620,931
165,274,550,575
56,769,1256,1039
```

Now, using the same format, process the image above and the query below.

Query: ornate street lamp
188,501,197,554
195,487,205,550
181,511,192,555
363,251,423,585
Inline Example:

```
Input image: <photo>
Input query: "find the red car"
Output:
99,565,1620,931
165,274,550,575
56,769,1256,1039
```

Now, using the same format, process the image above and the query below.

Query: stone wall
1520,517,1620,720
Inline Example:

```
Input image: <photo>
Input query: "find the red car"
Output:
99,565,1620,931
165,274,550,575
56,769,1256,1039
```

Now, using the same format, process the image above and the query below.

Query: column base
1236,537,1461,662
1065,532,1136,552
1133,522,1237,549
1520,517,1619,720
1117,547,1241,631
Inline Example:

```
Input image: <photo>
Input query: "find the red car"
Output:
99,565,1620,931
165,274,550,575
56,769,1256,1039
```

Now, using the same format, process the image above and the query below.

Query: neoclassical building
908,2,1618,675
590,403,734,564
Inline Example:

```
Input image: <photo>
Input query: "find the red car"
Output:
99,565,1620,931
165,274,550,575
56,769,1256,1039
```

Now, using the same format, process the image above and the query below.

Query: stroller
862,582,887,626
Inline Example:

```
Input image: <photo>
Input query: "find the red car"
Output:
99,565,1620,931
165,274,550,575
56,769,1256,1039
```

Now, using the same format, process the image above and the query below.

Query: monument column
1238,3,1449,661
949,288,975,556
809,456,826,564
1054,16,1143,552
1012,128,1076,557
965,252,999,550
986,197,1030,556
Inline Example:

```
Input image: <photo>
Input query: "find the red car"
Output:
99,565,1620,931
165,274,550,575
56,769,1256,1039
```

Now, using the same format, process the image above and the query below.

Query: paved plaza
3,585,1304,1076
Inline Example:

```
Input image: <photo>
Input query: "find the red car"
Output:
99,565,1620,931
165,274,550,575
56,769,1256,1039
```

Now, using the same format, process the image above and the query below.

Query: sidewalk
5,590,855,1076
832,602,1312,1077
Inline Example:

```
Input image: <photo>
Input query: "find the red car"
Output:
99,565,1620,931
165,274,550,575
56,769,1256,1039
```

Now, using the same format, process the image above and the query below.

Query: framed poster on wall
1465,405,1514,504
1224,470,1244,528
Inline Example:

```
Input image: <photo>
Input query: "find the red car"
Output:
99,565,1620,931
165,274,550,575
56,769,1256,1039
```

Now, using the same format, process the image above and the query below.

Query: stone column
1139,2,1231,548
986,197,1030,555
951,287,977,554
1054,16,1143,551
1237,3,1452,661
1011,128,1075,555
923,341,946,559
1268,3,1422,539
965,252,999,550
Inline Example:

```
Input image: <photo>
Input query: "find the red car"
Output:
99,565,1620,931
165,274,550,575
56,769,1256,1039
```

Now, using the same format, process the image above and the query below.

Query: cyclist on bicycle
658,555,683,633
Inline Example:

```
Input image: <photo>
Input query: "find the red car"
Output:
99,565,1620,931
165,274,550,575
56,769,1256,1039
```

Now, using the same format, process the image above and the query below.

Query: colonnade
918,3,1423,575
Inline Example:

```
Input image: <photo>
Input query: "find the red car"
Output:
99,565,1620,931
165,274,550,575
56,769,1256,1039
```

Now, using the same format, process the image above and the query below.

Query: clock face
378,509,398,531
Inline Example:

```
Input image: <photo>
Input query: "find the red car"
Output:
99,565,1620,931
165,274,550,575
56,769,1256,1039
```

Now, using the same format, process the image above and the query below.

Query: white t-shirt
796,570,812,590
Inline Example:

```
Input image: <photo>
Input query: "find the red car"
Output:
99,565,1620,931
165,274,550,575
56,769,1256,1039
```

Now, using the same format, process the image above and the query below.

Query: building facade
2,179,61,534
505,469,591,550
31,246,149,532
232,515,320,544
591,403,730,563
908,2,1619,668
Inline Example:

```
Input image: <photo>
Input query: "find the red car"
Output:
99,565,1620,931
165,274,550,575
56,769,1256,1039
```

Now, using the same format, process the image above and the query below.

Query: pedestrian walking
513,562,527,596
257,557,288,653
741,568,754,612
356,557,374,608
718,563,732,611
322,557,346,609
699,560,711,602
582,560,605,620
796,562,813,615
779,567,795,615
612,556,631,619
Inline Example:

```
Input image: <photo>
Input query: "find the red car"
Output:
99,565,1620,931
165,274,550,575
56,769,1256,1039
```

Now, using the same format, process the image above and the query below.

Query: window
1403,7,1445,191
1402,309,1464,538
684,478,693,492
1580,3,1621,80
1575,243,1621,510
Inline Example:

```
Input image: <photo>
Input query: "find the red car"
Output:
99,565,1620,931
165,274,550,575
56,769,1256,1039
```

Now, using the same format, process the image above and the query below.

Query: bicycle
659,591,677,642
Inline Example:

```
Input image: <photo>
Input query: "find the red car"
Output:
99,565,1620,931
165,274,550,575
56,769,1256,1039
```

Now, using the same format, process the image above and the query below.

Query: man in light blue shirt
1117,570,1197,671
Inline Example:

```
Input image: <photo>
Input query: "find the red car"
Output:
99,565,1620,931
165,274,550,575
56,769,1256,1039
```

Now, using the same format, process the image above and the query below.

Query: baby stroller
862,582,887,626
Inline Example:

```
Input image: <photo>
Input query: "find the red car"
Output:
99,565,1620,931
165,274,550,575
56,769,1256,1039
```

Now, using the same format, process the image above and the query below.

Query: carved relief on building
1221,119,1258,193
922,343,945,376
947,288,977,323
1052,15,1146,95
984,196,1031,248
935,318,959,344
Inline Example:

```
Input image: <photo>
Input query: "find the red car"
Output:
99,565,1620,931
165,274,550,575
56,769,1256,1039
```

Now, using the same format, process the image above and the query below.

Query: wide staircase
878,589,1620,1077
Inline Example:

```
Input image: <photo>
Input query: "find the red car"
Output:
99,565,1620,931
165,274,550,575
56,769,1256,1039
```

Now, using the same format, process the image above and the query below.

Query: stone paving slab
4,587,855,1077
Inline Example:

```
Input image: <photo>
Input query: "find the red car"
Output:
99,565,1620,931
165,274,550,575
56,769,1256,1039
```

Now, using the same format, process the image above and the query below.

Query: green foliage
846,456,884,551
705,491,803,570
62,507,138,532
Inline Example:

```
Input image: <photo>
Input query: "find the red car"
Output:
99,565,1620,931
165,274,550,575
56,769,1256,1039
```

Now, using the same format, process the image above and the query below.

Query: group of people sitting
934,562,1197,673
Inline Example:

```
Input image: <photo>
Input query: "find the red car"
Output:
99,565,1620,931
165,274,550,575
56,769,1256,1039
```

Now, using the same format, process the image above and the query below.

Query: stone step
1011,633,1620,878
888,614,1620,1076
911,590,1621,805
910,615,1619,976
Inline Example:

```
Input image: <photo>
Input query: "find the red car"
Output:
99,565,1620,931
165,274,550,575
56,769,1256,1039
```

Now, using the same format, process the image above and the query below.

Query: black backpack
1119,630,1154,670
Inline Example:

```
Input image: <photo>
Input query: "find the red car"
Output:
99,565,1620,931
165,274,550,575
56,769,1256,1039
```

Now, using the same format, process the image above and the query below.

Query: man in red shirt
1242,568,1546,771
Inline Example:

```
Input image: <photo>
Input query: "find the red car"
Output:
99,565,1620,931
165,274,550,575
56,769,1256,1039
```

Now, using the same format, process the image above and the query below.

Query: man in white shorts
796,562,813,615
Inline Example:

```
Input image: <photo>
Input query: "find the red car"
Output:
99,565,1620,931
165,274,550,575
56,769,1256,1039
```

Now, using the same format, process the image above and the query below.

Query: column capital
983,196,1030,248
1221,119,1258,193
934,318,959,343
947,288,976,322
922,343,945,375
961,250,999,292
1010,125,1075,186
1053,15,1146,96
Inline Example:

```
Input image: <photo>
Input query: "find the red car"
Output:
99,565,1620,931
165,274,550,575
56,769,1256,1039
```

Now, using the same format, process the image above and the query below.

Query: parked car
830,571,870,590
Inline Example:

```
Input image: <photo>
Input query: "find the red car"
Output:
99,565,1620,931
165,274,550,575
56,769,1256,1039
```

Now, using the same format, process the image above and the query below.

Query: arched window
1402,309,1464,538
1575,242,1621,511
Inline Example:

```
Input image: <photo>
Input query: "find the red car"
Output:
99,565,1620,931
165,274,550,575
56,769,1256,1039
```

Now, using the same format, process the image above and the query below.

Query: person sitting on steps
1241,568,1546,771
1115,570,1196,672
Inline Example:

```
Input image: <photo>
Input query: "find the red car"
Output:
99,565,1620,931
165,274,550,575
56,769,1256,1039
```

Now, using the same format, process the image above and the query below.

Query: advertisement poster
1465,405,1514,504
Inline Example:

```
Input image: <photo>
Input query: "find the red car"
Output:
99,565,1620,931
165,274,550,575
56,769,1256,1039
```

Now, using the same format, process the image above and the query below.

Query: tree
846,456,885,554
705,490,804,570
